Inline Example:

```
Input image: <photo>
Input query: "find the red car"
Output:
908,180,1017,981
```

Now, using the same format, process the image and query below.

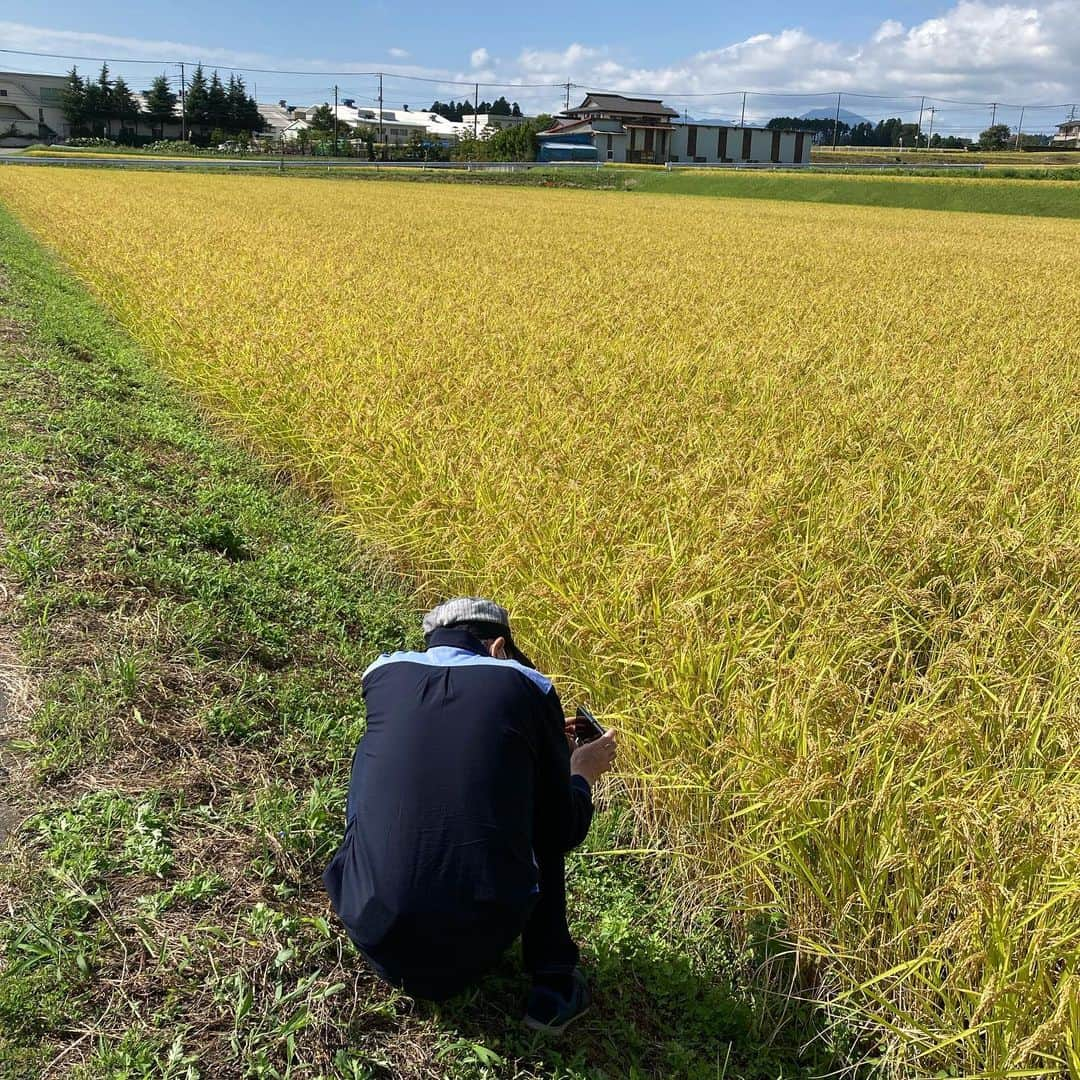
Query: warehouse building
537,93,812,165
0,68,187,143
0,71,68,143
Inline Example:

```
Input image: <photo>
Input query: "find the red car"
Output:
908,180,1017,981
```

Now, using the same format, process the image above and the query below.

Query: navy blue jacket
323,627,593,965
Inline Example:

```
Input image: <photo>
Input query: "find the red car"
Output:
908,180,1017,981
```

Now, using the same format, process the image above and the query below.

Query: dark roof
568,93,679,118
537,117,625,138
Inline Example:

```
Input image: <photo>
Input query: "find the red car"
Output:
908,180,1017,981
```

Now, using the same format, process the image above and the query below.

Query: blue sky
1,2,1076,134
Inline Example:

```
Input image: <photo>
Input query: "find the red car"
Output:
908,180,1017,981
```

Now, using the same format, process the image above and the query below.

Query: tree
111,77,139,137
898,122,920,147
60,67,88,134
356,124,376,159
487,116,551,160
144,74,178,136
207,71,228,131
224,74,263,135
308,103,336,132
767,116,847,145
930,133,971,149
511,102,522,117
81,63,113,135
183,63,210,132
849,121,875,146
978,123,1011,150
226,75,246,132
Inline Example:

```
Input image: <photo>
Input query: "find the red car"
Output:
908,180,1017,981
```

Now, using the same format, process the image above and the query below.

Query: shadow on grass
349,809,848,1080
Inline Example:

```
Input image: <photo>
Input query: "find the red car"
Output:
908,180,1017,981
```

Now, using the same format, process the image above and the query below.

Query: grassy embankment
14,153,1080,215
0,206,842,1077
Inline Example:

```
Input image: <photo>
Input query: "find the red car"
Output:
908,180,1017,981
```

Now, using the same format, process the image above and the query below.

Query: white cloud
873,20,905,44
470,47,489,69
388,47,409,59
0,20,271,68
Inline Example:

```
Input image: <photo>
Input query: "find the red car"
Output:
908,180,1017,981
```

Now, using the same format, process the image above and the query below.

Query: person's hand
564,718,578,754
570,729,617,787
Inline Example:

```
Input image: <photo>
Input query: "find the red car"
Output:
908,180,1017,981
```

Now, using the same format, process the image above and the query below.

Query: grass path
0,208,842,1077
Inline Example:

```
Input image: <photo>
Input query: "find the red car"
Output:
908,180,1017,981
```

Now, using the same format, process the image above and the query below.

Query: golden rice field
2,168,1078,1076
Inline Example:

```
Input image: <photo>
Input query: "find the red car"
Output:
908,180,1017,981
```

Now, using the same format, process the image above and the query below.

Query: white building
459,112,527,134
268,99,533,146
1052,117,1080,147
0,71,68,143
1,68,188,144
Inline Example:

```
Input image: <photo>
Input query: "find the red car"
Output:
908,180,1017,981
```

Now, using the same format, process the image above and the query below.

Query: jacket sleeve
531,684,594,854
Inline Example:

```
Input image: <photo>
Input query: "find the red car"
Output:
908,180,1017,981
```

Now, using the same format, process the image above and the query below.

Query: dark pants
356,847,578,1001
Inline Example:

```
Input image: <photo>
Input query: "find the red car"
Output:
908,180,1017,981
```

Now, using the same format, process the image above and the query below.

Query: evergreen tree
241,89,264,134
60,67,88,133
83,62,112,134
308,103,336,132
111,77,139,135
226,74,246,132
183,63,210,131
511,102,522,117
207,71,228,131
144,74,178,136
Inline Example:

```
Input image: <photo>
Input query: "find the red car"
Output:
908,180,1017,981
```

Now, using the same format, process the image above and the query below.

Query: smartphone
574,705,605,746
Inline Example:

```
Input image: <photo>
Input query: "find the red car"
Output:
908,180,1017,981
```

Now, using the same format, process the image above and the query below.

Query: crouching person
323,598,616,1032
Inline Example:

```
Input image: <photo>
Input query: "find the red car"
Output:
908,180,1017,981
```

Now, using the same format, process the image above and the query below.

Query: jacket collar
426,626,491,656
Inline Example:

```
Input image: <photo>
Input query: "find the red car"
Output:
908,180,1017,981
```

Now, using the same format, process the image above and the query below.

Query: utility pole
916,96,925,149
378,72,384,159
1014,105,1025,149
565,81,571,111
926,105,936,148
333,84,339,156
474,82,479,139
739,90,746,127
990,101,997,127
179,61,186,141
832,91,841,150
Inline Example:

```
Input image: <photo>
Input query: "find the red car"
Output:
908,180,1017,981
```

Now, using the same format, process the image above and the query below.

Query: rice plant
2,168,1078,1076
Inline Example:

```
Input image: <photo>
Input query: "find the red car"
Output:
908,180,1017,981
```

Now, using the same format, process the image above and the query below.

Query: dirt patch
0,319,25,343
0,566,35,844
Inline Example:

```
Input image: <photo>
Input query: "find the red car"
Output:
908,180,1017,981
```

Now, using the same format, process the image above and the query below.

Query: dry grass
1,168,1078,1075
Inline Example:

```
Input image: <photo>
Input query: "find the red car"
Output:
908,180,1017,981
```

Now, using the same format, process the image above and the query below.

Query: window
0,89,7,97
41,87,64,104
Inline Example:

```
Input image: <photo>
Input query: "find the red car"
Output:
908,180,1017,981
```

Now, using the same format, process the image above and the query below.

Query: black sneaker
523,968,591,1034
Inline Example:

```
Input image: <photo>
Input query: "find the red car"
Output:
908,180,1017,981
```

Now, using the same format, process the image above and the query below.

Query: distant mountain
802,107,871,126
